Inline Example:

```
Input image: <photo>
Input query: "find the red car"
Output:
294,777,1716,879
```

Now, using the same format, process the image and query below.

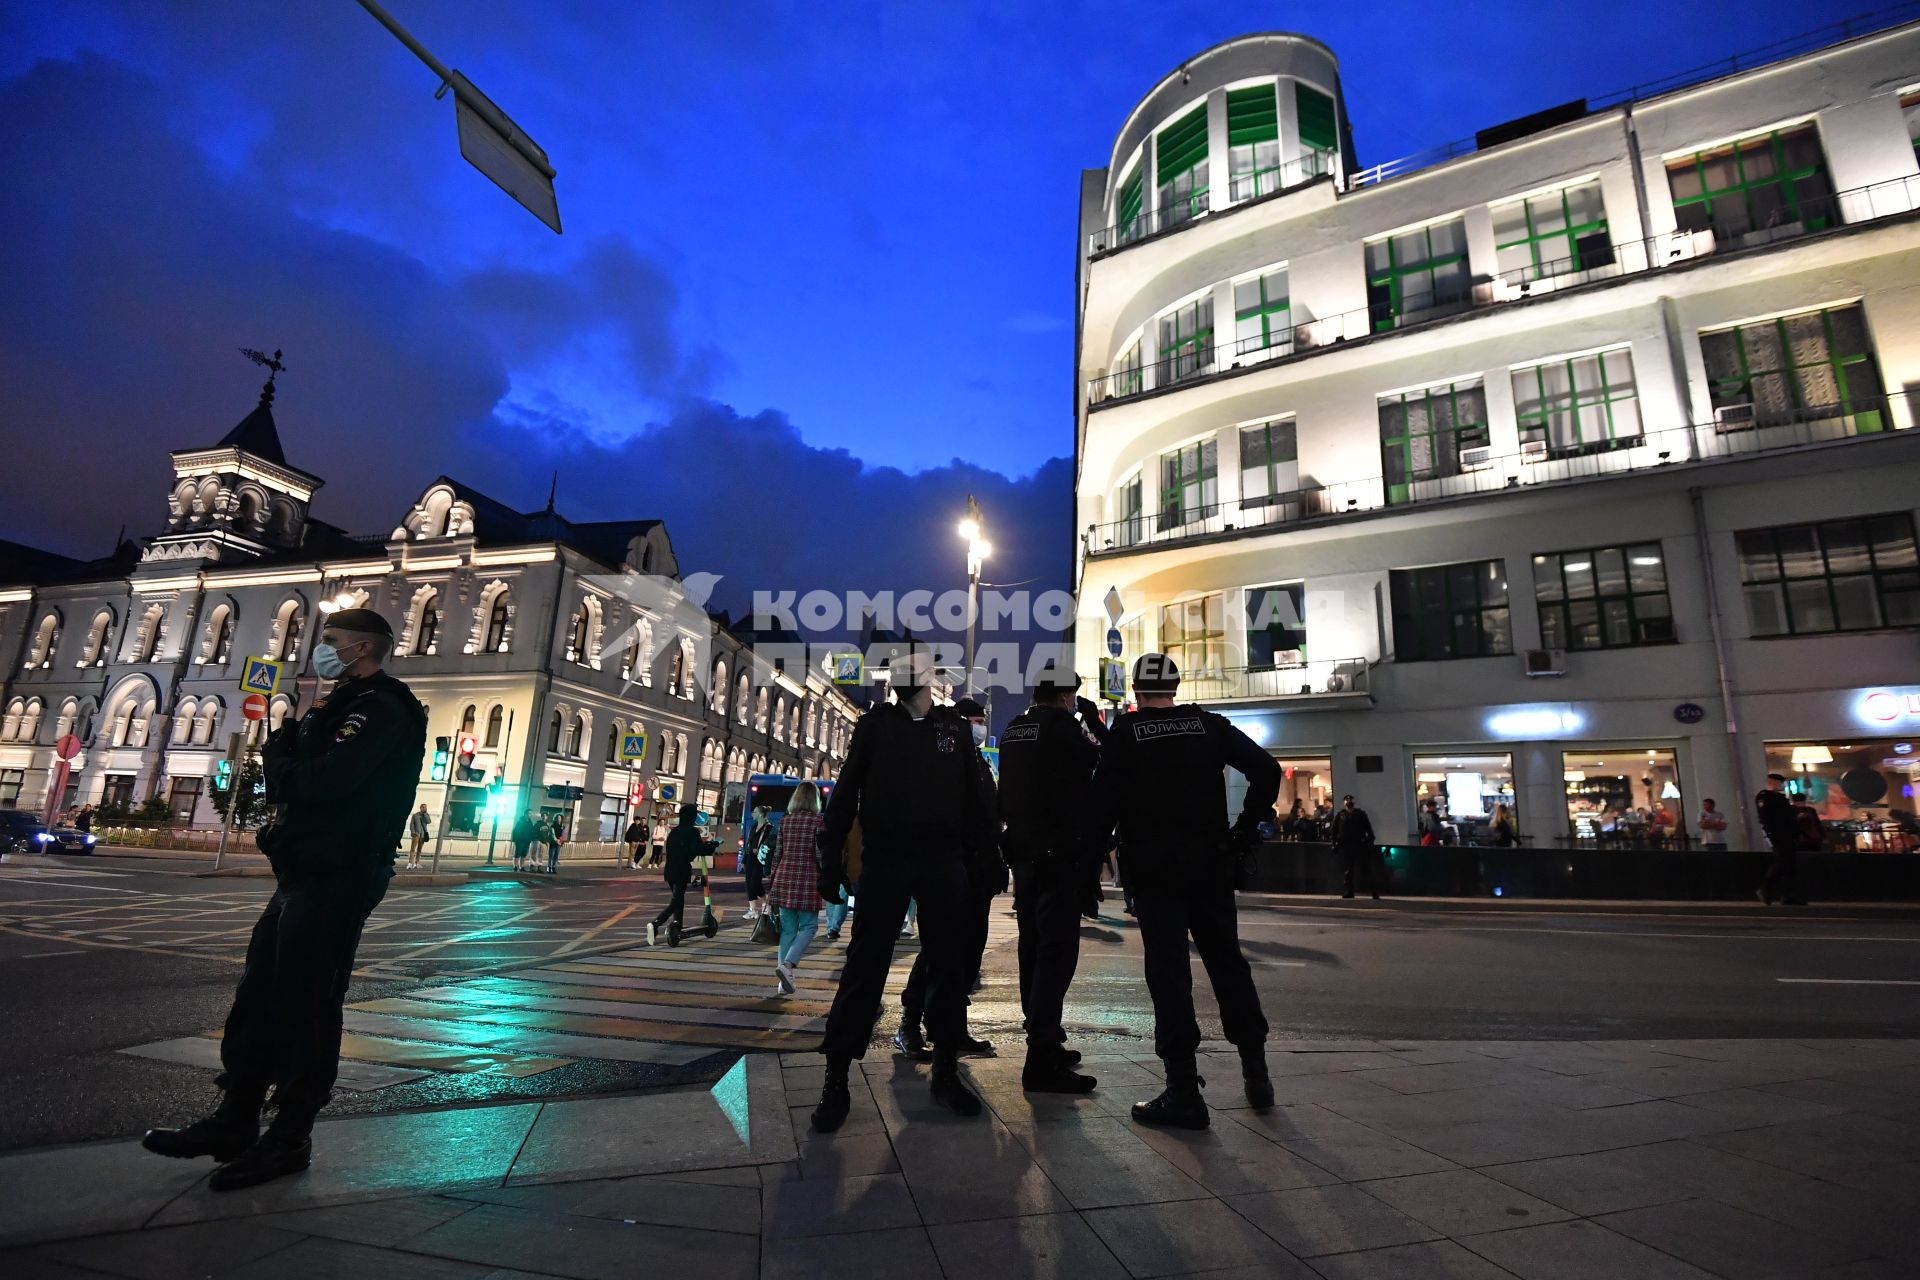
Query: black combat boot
1022,1045,1097,1094
893,1021,932,1061
928,1048,983,1117
1132,1059,1208,1130
812,1055,852,1133
1240,1044,1275,1111
141,1085,264,1162
207,1123,313,1192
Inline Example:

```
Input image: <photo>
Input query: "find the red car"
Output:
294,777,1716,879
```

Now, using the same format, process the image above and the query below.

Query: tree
209,756,268,829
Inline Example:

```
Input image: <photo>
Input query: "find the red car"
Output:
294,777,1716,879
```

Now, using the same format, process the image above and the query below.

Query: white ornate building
0,376,858,849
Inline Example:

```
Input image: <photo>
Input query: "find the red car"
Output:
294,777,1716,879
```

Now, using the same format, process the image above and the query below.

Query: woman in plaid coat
768,782,828,995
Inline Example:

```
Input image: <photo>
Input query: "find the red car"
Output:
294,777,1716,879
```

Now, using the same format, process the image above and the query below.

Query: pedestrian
510,811,536,872
768,782,827,994
74,804,94,835
406,803,430,869
1329,794,1380,899
1756,772,1800,905
544,814,565,875
743,806,772,922
1489,802,1517,847
825,820,859,941
141,608,425,1190
624,817,646,868
650,804,715,944
1284,799,1305,841
1084,654,1280,1130
1698,798,1729,850
895,695,1002,1061
998,663,1102,1094
809,649,997,1133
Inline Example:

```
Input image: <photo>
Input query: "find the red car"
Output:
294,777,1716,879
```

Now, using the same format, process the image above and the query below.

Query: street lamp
957,496,990,701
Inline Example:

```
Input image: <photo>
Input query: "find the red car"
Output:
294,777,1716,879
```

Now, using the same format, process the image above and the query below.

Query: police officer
143,608,426,1189
998,662,1103,1093
894,694,1002,1060
812,650,997,1132
1084,653,1280,1130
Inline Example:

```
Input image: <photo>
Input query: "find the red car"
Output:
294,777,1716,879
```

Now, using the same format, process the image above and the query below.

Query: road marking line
1775,977,1920,986
556,904,640,955
20,949,84,959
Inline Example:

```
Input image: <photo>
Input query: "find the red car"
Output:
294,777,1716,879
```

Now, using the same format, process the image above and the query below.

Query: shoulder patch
1132,714,1207,742
334,712,368,742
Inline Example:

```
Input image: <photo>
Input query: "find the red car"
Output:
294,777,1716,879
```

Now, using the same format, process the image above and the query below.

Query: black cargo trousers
1126,849,1268,1062
1012,856,1084,1050
821,847,969,1057
898,860,996,1032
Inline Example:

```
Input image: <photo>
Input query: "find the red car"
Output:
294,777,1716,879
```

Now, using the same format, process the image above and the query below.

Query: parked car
0,809,50,854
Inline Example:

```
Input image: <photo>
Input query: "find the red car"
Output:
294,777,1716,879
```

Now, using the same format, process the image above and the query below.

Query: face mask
312,642,358,680
970,722,988,747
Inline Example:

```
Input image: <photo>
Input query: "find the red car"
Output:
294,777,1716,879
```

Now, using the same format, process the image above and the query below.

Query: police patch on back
1132,714,1207,741
1001,723,1040,743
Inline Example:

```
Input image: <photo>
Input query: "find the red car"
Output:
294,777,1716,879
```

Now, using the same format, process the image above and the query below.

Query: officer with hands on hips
142,607,426,1189
1083,652,1281,1130
997,661,1103,1093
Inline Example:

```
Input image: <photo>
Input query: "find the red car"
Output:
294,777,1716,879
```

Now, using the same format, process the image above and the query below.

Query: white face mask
970,722,988,746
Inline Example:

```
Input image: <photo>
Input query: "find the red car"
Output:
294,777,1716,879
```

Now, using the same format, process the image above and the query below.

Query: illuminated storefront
1562,748,1685,845
1765,737,1918,853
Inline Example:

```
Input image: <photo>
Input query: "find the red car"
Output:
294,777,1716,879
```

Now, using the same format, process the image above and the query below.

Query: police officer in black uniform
998,662,1104,1093
895,695,1002,1060
143,608,426,1189
811,650,997,1132
1084,653,1281,1130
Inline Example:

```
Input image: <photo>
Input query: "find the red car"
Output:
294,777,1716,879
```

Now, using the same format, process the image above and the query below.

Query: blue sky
0,0,1838,609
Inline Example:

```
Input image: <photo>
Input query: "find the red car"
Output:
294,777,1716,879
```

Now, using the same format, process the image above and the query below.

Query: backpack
1793,806,1825,852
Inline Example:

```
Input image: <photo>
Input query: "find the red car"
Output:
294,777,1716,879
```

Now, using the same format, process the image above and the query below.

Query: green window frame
1390,560,1513,661
1114,474,1143,547
1156,296,1214,383
1160,593,1227,676
1156,105,1210,225
1737,513,1920,637
1112,338,1144,399
1238,420,1297,508
1700,303,1885,434
1512,349,1641,457
1296,83,1337,154
1245,583,1307,667
1365,218,1469,331
1533,544,1673,651
1158,439,1218,530
1493,181,1609,280
1666,123,1833,239
1232,267,1289,358
1227,85,1281,201
1377,380,1489,504
1904,91,1920,167
1117,150,1147,244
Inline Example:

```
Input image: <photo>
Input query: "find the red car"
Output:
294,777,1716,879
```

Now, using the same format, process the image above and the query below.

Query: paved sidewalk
4,1037,1918,1278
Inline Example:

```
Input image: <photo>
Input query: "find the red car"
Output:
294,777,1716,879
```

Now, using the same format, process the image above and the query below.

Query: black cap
1766,772,1788,783
1031,661,1080,695
953,696,987,719
1131,652,1180,692
325,607,393,638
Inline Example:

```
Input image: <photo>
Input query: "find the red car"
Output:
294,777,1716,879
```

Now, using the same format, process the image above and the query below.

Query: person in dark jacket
510,811,536,872
1084,653,1281,1131
810,650,997,1133
142,608,426,1190
998,663,1103,1093
651,804,715,942
1329,794,1380,900
1756,772,1800,905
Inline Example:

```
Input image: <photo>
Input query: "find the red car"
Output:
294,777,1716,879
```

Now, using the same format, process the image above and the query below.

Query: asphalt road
4,852,1918,1153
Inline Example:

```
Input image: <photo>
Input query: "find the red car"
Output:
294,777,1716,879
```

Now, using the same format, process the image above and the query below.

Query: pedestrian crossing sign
1101,657,1125,700
621,731,648,762
239,656,283,696
831,652,863,685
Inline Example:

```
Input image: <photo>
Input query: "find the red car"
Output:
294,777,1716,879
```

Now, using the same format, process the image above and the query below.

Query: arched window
676,733,689,773
773,696,787,741
755,687,770,732
567,602,591,663
200,604,235,665
605,722,621,764
130,604,166,663
25,612,60,668
710,661,728,713
2,699,22,741
172,699,198,745
790,705,802,744
621,619,653,686
268,598,306,662
485,705,505,748
477,585,513,654
269,696,292,734
736,674,751,724
195,699,221,746
460,704,478,736
80,610,115,667
565,713,587,758
54,699,78,742
548,709,565,754
418,598,440,654
112,696,151,748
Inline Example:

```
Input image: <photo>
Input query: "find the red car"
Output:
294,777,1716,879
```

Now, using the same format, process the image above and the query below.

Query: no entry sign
242,693,270,721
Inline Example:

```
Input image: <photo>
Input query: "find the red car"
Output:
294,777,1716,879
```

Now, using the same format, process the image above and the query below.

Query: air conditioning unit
1661,227,1716,263
1460,445,1495,471
1714,403,1757,433
1520,439,1549,462
1522,648,1566,677
1325,672,1348,692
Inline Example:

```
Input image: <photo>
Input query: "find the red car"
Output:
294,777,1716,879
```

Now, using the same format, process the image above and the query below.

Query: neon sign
1485,705,1585,738
1856,689,1920,726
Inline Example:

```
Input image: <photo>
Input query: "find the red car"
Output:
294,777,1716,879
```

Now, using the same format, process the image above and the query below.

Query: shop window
1493,181,1610,280
1244,583,1306,668
1562,749,1684,846
167,776,203,824
1533,544,1673,650
1390,560,1512,661
101,774,136,809
1512,349,1640,458
1736,512,1920,636
1239,420,1297,508
1765,739,1918,853
1666,123,1832,241
1700,304,1885,434
1159,594,1227,678
0,768,23,807
1378,380,1488,504
1366,217,1468,331
1413,753,1515,843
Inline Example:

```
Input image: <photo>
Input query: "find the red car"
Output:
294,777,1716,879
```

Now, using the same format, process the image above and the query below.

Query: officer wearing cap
143,607,426,1189
998,660,1104,1093
1084,652,1281,1130
811,648,997,1132
894,694,1002,1061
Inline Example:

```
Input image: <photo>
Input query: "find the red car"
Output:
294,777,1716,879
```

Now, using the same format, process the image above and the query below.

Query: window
1905,91,1920,167
1156,104,1209,225
1493,181,1609,280
1667,123,1832,239
1765,739,1919,847
1226,84,1280,201
1391,560,1513,660
1158,438,1218,529
1700,304,1886,434
460,704,477,735
1116,155,1147,243
167,777,203,824
81,611,113,667
1377,380,1489,504
417,598,440,654
131,606,165,663
1512,349,1641,457
567,602,591,663
484,595,512,653
202,606,235,665
0,768,22,807
548,709,564,754
1564,749,1685,844
484,705,504,748
1534,544,1673,650
606,724,621,764
1737,513,1920,636
1156,295,1213,384
1239,420,1298,507
1232,267,1290,359
26,613,59,668
1245,583,1307,667
1114,474,1143,547
567,714,587,757
1296,82,1338,154
1414,753,1516,838
1366,218,1468,331
1159,594,1227,676
270,600,304,662
101,774,135,810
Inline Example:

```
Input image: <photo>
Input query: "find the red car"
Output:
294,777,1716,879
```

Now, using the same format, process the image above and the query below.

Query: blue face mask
312,641,361,680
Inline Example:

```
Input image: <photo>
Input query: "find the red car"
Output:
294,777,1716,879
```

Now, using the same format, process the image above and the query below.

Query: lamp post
957,496,990,702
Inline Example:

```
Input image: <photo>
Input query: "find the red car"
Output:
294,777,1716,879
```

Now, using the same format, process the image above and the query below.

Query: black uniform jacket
998,703,1101,865
1329,806,1376,850
820,702,996,866
258,670,427,881
1083,703,1281,889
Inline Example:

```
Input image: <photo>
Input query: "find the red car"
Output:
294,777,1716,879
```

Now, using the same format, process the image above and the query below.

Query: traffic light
214,759,233,792
432,735,451,783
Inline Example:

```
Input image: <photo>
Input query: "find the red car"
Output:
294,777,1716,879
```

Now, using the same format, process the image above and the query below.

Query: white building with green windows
1073,23,1920,854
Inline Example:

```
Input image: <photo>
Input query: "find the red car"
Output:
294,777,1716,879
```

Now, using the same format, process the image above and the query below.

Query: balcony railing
1084,395,1912,558
1087,149,1334,258
1085,173,1920,409
1173,657,1370,704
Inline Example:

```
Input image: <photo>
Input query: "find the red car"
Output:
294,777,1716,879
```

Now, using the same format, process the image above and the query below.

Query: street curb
1242,892,1920,920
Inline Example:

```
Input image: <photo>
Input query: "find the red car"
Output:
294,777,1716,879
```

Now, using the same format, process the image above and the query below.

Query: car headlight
85,835,97,845
34,832,52,843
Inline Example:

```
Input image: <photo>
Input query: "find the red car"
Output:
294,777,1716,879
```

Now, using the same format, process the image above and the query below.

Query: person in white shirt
1697,798,1729,850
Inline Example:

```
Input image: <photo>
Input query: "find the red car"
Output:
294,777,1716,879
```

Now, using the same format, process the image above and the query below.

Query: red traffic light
458,736,478,757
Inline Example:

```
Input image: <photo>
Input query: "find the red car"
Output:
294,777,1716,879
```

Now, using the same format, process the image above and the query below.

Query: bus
725,772,837,871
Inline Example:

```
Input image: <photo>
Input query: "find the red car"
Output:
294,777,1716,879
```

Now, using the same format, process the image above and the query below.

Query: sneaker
826,929,841,942
647,921,657,947
775,962,795,995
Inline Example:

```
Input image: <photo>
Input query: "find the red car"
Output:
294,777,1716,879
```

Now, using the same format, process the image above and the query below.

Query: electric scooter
666,845,723,946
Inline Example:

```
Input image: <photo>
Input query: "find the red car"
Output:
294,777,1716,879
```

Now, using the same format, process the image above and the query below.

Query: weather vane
239,347,286,383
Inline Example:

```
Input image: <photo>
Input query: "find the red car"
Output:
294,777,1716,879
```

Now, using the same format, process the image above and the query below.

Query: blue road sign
1106,628,1123,657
